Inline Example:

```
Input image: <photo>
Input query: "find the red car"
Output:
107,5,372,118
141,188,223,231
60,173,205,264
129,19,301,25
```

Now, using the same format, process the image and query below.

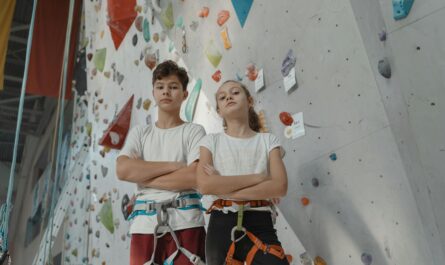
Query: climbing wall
72,0,445,264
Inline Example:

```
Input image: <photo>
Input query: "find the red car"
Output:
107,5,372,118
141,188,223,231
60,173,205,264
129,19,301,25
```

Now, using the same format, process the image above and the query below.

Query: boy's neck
156,109,184,129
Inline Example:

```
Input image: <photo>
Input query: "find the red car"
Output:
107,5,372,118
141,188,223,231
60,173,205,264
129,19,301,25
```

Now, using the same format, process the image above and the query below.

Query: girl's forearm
224,180,287,200
198,173,266,195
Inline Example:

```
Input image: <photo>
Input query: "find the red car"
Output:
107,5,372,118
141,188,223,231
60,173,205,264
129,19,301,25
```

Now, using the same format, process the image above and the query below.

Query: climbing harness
207,199,292,265
128,193,205,265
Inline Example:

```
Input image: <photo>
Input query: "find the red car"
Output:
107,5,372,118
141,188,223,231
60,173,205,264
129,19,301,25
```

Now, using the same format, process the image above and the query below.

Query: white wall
16,0,443,264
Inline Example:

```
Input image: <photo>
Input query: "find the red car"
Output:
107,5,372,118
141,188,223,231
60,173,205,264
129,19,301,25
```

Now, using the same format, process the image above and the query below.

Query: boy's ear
183,90,188,100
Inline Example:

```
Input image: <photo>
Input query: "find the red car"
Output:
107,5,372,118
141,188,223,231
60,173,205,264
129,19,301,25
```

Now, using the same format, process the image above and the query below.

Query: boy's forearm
140,163,198,191
116,156,183,183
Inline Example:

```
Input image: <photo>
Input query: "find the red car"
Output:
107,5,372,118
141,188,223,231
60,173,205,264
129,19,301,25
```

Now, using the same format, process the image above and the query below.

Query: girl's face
216,81,252,119
152,74,188,112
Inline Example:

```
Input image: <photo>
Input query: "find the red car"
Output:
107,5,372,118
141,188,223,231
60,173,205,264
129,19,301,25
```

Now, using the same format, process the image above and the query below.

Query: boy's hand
203,164,220,176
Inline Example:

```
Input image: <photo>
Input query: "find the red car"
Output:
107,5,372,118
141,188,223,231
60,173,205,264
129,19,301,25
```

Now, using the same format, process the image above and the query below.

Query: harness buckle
230,226,247,242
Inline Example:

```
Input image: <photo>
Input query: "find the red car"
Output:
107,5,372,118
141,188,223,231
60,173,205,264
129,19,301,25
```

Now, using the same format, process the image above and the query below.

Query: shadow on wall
280,161,389,265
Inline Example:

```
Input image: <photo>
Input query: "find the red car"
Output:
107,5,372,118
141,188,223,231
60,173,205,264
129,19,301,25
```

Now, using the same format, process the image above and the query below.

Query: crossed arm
196,147,288,200
116,155,198,191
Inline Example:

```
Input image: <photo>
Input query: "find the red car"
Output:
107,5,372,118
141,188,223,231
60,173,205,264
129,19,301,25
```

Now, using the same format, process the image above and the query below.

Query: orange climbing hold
279,112,293,126
217,10,230,26
198,7,209,18
314,256,327,265
301,196,310,206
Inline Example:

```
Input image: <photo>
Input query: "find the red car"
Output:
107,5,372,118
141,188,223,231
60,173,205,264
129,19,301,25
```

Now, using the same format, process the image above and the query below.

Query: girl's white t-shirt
199,132,282,212
118,122,206,234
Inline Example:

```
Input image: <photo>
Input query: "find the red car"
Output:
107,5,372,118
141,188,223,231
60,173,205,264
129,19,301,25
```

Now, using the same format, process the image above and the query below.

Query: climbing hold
217,10,230,26
189,20,199,31
95,230,100,238
107,0,137,49
143,18,150,42
143,99,152,111
205,40,222,68
121,194,132,220
378,58,391,79
72,248,78,257
135,16,143,32
93,48,107,72
101,166,108,177
329,153,337,161
99,200,115,234
311,178,320,187
281,49,297,77
87,53,93,61
231,0,253,28
152,32,159,43
145,53,157,70
160,2,174,29
212,70,222,82
132,34,138,46
198,7,210,18
185,79,202,122
301,197,310,206
176,16,184,29
314,256,327,265
245,63,258,81
392,0,415,20
361,253,373,265
378,30,387,41
220,26,232,50
136,97,142,109
279,112,293,126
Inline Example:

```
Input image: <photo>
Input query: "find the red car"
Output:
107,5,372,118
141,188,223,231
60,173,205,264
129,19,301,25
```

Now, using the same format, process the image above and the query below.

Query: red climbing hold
279,112,293,126
301,196,310,206
99,95,134,149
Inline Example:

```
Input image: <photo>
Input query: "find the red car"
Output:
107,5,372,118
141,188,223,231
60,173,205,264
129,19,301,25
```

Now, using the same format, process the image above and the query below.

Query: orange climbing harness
207,199,292,265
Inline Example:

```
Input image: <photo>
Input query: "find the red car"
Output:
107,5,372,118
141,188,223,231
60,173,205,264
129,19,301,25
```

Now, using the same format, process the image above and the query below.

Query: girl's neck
225,119,256,138
156,110,184,129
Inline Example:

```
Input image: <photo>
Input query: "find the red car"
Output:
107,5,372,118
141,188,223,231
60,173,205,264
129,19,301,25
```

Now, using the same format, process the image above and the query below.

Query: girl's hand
203,164,220,176
271,198,280,204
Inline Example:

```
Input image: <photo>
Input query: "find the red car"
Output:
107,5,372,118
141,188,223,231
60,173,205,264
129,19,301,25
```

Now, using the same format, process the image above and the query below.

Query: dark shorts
206,211,290,265
130,227,206,265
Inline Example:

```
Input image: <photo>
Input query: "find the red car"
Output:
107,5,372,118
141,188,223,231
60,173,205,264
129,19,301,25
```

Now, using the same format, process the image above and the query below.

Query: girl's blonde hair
216,80,262,132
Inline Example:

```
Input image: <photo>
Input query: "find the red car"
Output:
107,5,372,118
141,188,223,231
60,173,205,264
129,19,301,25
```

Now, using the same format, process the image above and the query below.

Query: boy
116,60,206,265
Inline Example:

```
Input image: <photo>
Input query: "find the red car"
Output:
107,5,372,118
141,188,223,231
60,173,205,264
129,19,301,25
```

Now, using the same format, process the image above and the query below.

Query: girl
197,80,290,265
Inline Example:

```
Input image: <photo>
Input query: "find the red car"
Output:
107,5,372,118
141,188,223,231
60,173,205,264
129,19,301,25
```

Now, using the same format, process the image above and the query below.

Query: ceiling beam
0,95,42,104
6,57,25,66
8,35,27,45
3,75,22,83
10,24,29,33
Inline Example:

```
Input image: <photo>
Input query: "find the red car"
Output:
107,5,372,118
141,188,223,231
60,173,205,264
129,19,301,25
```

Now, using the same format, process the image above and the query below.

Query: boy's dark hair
152,60,189,91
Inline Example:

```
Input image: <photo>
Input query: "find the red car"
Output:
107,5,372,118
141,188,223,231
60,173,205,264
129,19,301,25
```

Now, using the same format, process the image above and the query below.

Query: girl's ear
248,96,254,108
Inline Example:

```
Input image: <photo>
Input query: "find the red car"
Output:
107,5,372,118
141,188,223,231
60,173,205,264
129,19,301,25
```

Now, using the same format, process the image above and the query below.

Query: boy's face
153,74,188,113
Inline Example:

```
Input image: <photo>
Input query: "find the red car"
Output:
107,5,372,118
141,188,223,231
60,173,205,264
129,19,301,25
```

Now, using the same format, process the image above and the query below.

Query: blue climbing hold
329,153,337,161
392,0,415,20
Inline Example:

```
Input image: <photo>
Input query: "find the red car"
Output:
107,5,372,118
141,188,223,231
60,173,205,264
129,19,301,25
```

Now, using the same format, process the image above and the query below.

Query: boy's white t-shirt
199,132,282,212
118,122,206,234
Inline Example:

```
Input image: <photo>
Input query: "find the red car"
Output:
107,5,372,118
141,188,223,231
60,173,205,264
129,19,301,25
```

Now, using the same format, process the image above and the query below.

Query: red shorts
130,227,206,265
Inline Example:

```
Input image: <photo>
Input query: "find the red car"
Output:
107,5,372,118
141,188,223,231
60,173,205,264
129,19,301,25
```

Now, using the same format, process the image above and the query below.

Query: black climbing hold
378,58,391,79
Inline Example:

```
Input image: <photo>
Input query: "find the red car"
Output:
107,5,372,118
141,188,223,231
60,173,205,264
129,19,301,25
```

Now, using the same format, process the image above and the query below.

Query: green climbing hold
185,79,202,122
93,48,107,72
99,200,114,234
